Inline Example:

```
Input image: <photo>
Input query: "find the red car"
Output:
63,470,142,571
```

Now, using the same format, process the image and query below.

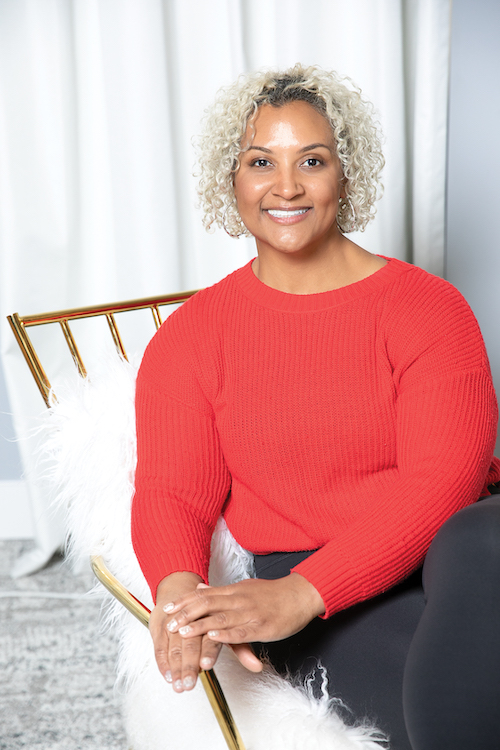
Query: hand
163,573,325,649
148,572,263,693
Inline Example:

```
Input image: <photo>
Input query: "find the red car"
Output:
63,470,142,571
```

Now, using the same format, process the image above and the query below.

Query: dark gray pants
254,492,500,750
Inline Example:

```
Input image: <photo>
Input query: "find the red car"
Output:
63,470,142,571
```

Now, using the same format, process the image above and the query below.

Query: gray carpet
0,540,129,750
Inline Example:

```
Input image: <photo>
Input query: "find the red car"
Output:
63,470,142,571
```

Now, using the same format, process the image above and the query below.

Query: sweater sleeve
292,279,500,618
131,313,231,602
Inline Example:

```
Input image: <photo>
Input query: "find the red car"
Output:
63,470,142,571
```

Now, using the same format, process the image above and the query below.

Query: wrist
288,572,326,618
155,571,203,605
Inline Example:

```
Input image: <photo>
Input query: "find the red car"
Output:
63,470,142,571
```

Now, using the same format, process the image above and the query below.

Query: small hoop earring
337,195,356,233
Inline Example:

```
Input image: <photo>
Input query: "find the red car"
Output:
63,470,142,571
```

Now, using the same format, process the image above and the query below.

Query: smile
267,208,310,218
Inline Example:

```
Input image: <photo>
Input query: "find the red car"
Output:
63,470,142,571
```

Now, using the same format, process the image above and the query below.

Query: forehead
243,101,335,148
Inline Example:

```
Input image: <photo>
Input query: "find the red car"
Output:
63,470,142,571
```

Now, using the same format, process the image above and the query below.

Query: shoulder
137,263,249,386
383,257,466,303
380,259,489,381
382,258,479,329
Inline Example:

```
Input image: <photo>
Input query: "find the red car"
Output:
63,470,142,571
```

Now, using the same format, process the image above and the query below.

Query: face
233,101,345,258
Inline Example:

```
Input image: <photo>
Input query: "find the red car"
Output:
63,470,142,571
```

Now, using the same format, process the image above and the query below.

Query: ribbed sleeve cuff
291,548,362,619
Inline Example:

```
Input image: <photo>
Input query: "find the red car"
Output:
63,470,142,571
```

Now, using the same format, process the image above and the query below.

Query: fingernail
174,679,183,692
164,670,172,683
179,625,191,636
200,657,212,669
183,676,195,689
208,630,219,638
163,603,175,613
166,619,178,632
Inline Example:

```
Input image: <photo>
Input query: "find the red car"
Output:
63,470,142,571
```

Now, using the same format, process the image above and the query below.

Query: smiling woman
131,64,500,750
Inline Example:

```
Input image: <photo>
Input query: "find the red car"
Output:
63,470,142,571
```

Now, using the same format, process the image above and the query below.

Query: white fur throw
38,352,388,750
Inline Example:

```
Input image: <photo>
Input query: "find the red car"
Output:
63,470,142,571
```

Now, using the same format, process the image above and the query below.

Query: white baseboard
0,480,34,539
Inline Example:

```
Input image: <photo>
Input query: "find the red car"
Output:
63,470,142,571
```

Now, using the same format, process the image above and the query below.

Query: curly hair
196,63,384,237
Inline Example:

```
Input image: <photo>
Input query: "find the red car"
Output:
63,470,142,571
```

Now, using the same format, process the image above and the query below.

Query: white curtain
0,0,451,575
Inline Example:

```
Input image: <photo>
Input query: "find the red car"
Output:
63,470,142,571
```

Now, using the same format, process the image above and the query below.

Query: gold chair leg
91,556,246,750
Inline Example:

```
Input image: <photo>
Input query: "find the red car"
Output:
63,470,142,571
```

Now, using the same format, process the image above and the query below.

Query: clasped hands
149,571,325,693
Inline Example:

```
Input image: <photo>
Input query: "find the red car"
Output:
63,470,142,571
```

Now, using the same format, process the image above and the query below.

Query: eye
302,157,323,168
251,158,272,168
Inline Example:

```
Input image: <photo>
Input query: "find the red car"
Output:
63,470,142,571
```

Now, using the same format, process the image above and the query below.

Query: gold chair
7,293,246,750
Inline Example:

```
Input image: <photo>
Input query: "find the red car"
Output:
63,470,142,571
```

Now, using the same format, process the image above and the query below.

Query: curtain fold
403,0,451,276
0,0,451,572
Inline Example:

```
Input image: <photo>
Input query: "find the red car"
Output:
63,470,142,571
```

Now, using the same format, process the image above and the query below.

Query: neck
253,239,386,295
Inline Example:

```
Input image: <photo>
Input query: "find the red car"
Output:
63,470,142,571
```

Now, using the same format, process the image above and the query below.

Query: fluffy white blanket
38,353,388,750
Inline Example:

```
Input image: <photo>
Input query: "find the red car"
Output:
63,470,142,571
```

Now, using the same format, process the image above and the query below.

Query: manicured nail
174,679,183,692
164,670,172,683
166,619,178,632
200,657,213,670
208,630,219,638
163,602,175,613
183,676,195,689
179,625,192,636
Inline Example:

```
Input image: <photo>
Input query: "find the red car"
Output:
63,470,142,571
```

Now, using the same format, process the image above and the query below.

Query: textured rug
0,540,128,750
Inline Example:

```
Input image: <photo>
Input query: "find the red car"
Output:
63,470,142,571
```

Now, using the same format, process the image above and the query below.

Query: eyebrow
247,142,333,154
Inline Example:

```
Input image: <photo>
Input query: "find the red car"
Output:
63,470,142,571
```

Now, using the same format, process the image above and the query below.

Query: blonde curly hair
197,63,384,237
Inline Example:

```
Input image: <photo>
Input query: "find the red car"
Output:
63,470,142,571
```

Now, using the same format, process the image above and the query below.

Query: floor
0,540,129,750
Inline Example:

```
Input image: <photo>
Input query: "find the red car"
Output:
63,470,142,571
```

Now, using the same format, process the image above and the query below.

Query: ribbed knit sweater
132,257,500,617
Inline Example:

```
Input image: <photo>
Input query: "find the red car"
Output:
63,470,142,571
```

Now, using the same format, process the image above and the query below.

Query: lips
264,207,313,227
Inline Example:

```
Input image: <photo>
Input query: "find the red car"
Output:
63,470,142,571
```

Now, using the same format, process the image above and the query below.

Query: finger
149,611,172,680
230,643,264,673
165,591,237,632
152,632,171,681
206,622,257,644
162,583,236,620
168,632,202,692
177,609,234,639
162,584,213,616
199,635,222,671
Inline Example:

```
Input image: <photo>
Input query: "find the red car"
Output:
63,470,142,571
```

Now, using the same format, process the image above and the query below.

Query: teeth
267,209,309,218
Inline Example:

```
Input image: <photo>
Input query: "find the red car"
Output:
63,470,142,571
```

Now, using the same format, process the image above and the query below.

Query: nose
271,165,305,200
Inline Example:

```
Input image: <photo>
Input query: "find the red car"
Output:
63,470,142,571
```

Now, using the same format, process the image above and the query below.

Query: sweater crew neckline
233,256,408,312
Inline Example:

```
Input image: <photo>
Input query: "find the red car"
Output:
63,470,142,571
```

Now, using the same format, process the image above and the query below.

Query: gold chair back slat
105,313,128,361
151,305,163,330
60,320,88,378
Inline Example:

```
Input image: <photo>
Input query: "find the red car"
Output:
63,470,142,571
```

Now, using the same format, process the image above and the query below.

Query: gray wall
446,0,500,451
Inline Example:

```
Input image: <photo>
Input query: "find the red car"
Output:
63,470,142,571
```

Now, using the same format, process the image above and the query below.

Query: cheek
235,179,267,212
322,183,343,211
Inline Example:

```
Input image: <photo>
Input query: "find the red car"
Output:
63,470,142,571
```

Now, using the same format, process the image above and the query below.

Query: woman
132,65,500,750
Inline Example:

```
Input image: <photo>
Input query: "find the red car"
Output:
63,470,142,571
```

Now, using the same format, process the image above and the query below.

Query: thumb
230,643,264,673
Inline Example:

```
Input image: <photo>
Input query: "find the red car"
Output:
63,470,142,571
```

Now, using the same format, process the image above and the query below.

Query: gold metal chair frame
7,293,246,750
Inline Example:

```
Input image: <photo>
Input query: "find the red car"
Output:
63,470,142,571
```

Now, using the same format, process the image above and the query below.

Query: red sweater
132,258,500,617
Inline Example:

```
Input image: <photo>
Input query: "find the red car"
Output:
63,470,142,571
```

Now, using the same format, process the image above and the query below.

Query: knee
423,498,500,594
